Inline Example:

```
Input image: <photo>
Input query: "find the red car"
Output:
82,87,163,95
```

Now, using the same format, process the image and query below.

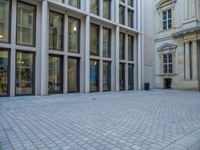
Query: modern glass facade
0,0,141,97
0,49,9,96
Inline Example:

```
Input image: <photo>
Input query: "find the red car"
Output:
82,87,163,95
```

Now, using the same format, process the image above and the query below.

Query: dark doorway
164,78,172,89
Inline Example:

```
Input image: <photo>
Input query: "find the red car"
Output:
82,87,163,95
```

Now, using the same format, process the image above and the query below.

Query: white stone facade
154,0,200,90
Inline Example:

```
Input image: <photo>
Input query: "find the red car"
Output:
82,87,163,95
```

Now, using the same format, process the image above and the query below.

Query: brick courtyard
0,90,200,150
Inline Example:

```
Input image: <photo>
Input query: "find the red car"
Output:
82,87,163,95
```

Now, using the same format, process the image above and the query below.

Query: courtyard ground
0,90,200,150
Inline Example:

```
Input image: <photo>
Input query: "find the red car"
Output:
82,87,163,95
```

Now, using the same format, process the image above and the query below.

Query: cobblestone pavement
0,90,200,150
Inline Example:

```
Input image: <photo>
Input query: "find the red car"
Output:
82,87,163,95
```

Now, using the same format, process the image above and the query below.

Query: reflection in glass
103,61,111,91
128,64,134,90
128,0,134,7
68,18,80,53
120,63,125,91
103,28,111,58
90,0,99,15
0,0,10,43
68,0,80,8
48,55,63,93
49,12,63,51
103,0,111,19
0,50,9,96
128,9,134,28
17,2,36,46
128,35,134,61
16,51,34,95
90,24,99,56
68,57,79,92
119,5,125,25
90,60,99,92
119,33,125,60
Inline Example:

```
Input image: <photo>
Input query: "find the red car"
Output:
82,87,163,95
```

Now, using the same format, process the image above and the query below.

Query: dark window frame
90,23,100,56
16,1,37,47
0,0,12,44
128,64,134,90
15,50,35,96
68,56,80,93
0,48,10,97
49,10,64,51
68,16,81,53
90,59,100,92
48,54,64,94
103,61,111,92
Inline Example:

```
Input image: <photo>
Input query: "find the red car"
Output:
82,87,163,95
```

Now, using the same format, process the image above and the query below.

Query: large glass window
0,0,10,43
128,9,134,28
90,24,100,56
128,0,134,7
90,60,99,92
119,6,125,25
16,51,34,95
119,33,125,60
103,61,111,91
103,0,111,20
55,0,64,3
128,64,134,90
103,27,111,58
162,9,172,30
128,35,134,61
68,0,80,8
68,57,80,93
49,11,63,51
17,2,36,46
68,17,80,53
0,49,9,96
90,0,99,15
119,63,125,91
48,55,63,93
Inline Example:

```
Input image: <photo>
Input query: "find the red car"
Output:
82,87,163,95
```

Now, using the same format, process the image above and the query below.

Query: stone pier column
184,42,190,80
192,40,198,80
184,0,189,20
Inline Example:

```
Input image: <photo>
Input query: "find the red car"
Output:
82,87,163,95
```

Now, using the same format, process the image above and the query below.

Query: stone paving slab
0,90,200,150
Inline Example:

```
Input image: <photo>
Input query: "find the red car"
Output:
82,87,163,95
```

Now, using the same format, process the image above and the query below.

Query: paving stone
0,90,200,150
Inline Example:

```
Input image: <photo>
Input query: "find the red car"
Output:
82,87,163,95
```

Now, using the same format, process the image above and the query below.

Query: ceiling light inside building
73,26,77,32
0,35,3,38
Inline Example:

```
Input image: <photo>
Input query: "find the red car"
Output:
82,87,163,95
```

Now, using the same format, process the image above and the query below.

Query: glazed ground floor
155,32,200,90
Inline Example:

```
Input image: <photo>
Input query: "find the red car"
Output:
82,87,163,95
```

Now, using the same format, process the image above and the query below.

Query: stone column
184,0,189,20
190,0,197,19
184,42,190,80
192,40,198,80
41,0,48,95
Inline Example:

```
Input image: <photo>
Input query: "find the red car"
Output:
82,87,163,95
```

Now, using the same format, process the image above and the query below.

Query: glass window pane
128,9,134,28
119,6,125,25
90,0,99,15
163,21,167,30
68,57,80,93
68,0,80,8
48,55,63,93
0,0,10,43
168,10,172,19
128,64,134,90
128,35,134,61
49,11,63,51
163,11,167,20
128,0,134,7
90,24,99,56
54,0,64,3
17,2,36,46
16,51,34,95
120,63,125,91
68,17,80,53
103,28,111,58
120,33,125,60
103,0,111,20
103,61,111,91
0,49,9,96
90,60,99,92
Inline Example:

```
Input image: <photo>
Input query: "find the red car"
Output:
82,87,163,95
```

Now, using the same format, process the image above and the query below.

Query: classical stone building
154,0,200,90
0,0,144,97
